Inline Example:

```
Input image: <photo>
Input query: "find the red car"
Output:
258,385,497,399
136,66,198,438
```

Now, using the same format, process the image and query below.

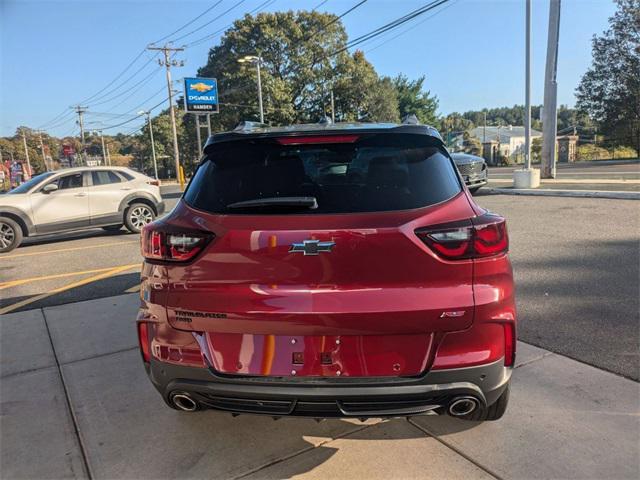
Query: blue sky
0,0,616,137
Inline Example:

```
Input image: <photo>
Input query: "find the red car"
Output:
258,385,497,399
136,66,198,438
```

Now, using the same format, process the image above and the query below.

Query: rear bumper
146,358,511,417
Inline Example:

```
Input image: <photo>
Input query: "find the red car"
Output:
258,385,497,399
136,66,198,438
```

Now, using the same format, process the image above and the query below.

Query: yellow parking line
0,240,139,260
125,284,141,293
0,263,140,315
0,267,122,290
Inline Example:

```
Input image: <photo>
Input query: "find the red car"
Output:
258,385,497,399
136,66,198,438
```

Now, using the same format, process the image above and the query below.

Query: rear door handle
120,187,132,191
74,192,87,197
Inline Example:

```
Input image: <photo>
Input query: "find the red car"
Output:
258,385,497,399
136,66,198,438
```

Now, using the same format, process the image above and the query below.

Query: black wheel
469,187,481,194
102,224,123,232
0,217,23,253
124,203,155,233
457,383,510,421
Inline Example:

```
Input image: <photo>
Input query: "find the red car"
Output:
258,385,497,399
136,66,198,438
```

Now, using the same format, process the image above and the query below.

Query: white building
471,125,542,164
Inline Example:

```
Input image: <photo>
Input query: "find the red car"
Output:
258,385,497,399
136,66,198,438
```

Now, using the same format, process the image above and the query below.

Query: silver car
0,167,164,253
451,153,488,194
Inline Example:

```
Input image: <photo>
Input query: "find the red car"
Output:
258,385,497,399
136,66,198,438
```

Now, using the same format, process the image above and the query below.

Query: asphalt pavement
1,185,638,380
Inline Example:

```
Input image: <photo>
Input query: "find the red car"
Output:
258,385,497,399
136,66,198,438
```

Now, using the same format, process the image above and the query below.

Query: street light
238,55,264,123
139,110,159,180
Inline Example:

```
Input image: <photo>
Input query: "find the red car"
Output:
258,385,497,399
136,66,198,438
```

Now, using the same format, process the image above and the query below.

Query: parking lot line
0,263,139,315
124,284,141,293
0,240,139,260
0,267,125,290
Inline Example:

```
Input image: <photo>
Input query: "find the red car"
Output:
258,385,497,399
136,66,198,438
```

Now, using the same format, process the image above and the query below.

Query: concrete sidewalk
1,294,638,479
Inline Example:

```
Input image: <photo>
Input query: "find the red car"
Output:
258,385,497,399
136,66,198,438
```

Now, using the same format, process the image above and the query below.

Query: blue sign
184,77,219,113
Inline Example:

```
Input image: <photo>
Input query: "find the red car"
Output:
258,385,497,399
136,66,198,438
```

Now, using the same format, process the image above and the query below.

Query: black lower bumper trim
148,358,511,418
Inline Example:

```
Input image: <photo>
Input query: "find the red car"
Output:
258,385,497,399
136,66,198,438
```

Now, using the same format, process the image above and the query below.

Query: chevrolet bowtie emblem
289,239,335,256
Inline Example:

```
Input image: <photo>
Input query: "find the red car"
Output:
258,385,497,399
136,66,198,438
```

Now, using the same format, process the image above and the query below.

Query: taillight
503,322,516,367
146,179,160,186
141,227,213,262
137,322,151,363
415,213,508,260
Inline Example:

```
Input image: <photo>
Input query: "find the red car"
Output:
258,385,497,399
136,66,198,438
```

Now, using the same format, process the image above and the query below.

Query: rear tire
124,203,155,233
102,224,123,232
458,383,510,422
0,217,23,253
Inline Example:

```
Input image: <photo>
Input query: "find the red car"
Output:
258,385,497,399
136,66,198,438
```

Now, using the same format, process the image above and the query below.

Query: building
471,125,542,165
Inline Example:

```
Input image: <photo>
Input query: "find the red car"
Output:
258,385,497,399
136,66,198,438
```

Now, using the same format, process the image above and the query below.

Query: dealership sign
184,77,219,113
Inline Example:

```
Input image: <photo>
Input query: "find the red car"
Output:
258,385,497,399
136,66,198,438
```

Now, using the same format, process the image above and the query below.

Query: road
1,187,638,380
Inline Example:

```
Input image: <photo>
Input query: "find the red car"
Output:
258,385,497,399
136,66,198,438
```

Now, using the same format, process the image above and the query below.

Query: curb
484,187,640,200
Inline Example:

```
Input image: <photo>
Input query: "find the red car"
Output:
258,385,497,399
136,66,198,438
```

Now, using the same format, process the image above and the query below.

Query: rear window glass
184,134,461,214
92,170,122,185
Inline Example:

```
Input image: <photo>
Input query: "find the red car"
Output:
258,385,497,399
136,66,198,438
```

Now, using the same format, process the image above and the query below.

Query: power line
184,0,275,47
337,0,450,55
90,67,163,109
86,54,160,106
304,0,368,41
364,0,457,54
79,49,148,104
170,0,248,44
152,0,225,45
312,0,329,10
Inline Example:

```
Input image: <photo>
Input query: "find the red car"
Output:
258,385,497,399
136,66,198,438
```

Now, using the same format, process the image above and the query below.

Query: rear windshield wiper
226,196,318,210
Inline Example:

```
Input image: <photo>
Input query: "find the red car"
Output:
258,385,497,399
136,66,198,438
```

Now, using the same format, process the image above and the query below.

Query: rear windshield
184,133,461,214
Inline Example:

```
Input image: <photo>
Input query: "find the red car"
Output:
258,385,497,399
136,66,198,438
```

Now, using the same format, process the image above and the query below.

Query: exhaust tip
171,393,198,412
448,397,478,417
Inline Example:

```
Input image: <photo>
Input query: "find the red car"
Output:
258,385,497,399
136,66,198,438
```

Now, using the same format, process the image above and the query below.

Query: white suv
0,167,164,252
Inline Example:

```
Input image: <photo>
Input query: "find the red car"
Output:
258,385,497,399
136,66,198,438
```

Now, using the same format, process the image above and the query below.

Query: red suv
137,120,515,421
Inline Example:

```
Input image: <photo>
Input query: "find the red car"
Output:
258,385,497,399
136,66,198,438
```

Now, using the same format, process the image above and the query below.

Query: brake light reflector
138,322,151,363
415,213,508,260
275,135,360,145
503,322,516,367
141,227,213,262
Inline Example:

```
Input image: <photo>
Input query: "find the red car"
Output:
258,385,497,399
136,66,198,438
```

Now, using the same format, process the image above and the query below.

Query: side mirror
42,183,59,194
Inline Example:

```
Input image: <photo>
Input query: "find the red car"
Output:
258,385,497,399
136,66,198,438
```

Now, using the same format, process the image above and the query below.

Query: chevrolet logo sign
190,82,214,93
289,239,335,256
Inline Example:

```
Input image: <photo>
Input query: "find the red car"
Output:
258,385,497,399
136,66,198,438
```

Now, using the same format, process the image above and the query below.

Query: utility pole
21,131,32,178
106,144,111,166
513,0,540,188
148,44,184,188
541,0,562,179
72,105,88,164
139,110,158,180
98,131,107,166
524,0,532,171
37,131,49,171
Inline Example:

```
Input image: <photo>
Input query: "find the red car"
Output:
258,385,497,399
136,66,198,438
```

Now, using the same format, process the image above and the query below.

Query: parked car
451,153,488,193
0,167,164,253
137,120,515,421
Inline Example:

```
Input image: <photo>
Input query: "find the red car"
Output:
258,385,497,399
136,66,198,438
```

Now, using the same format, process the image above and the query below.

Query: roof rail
402,114,420,125
233,121,269,131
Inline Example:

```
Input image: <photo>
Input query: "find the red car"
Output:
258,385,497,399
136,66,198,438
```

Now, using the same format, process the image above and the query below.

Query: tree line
2,1,637,177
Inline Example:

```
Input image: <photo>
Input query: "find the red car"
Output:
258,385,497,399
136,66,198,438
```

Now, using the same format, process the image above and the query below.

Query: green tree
197,11,398,129
576,0,640,151
392,74,438,125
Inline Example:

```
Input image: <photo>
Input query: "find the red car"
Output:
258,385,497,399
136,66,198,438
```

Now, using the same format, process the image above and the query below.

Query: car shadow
19,227,135,248
0,271,141,312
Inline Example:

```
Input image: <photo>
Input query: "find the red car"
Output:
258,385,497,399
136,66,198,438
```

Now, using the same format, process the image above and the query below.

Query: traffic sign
184,77,219,113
